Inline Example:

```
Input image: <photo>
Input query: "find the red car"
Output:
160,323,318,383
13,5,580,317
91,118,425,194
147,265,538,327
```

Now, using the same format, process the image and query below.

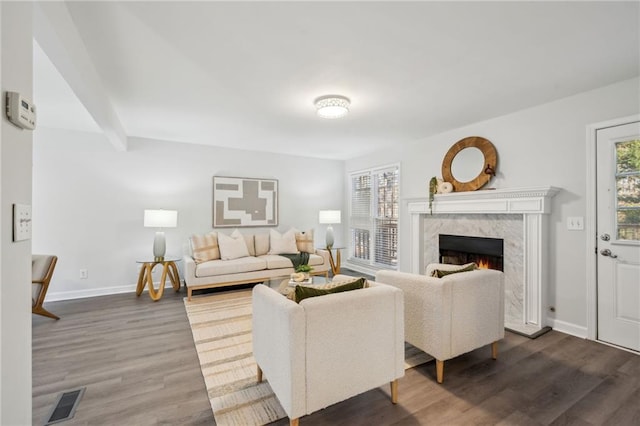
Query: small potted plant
295,264,313,280
429,176,438,214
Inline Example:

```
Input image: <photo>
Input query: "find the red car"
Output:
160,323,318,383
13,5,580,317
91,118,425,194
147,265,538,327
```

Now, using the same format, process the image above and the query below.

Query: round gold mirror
441,136,497,192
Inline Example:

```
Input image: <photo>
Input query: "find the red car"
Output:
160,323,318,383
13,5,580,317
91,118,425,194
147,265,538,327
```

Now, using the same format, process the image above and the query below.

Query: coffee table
266,274,331,297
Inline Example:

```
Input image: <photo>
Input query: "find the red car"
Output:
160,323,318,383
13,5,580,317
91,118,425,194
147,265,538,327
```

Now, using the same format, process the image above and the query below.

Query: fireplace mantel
408,186,560,215
406,186,560,336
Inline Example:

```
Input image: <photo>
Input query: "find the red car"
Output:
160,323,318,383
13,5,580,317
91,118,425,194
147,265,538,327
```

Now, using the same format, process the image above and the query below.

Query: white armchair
252,278,404,425
376,264,504,384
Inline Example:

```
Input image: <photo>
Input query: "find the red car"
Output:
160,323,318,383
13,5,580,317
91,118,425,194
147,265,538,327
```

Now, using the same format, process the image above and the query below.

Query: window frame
347,163,400,270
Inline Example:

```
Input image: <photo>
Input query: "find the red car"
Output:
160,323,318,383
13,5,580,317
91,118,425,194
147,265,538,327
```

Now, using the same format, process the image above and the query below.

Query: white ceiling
33,1,640,160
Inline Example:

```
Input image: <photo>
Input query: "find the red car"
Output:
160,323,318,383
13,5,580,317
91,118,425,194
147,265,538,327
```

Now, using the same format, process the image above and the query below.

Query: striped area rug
184,289,432,426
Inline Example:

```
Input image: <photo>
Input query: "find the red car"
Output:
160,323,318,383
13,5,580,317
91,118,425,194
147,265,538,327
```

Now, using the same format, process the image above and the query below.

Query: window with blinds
348,165,399,269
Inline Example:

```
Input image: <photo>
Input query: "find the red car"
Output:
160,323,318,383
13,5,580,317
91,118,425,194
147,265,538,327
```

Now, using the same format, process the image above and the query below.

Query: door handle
600,249,618,258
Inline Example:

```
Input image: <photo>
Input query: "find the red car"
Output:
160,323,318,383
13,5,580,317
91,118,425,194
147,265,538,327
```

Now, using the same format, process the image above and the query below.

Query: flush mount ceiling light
314,95,350,119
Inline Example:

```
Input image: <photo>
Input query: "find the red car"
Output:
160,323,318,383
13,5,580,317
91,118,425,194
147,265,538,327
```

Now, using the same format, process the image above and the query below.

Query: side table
322,246,344,276
136,258,181,301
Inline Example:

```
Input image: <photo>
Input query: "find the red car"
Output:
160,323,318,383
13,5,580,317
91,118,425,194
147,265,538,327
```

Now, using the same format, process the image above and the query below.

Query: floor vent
44,387,85,425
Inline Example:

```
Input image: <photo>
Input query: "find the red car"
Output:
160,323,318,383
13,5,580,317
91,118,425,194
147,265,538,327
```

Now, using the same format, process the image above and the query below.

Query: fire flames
477,258,490,269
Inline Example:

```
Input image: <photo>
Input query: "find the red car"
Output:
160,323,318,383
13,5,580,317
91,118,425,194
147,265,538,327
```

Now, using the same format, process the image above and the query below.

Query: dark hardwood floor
33,282,640,425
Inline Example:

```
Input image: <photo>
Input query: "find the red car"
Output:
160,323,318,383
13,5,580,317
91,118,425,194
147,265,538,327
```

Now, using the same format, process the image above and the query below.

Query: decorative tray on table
288,277,313,286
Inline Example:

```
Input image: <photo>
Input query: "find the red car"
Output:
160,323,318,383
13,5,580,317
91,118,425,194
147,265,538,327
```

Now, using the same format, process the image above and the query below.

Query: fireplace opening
438,234,504,271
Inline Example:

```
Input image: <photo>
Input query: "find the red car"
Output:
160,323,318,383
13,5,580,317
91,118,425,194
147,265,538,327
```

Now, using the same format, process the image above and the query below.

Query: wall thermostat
6,91,36,130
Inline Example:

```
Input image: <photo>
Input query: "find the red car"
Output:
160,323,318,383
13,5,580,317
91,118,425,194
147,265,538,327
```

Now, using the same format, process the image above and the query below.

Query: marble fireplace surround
407,186,560,336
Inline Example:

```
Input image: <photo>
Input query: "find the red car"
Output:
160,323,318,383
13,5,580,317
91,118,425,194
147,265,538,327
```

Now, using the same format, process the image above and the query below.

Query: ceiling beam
33,2,127,151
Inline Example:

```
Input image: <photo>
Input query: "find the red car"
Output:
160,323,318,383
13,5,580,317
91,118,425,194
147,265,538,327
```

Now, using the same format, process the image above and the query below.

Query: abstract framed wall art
212,176,279,227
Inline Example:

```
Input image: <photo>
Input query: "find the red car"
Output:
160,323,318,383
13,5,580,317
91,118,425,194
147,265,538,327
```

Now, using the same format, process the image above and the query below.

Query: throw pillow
326,276,370,289
218,231,250,260
268,228,299,255
294,229,315,253
254,233,270,256
190,232,220,263
430,262,478,278
294,277,367,303
231,229,255,256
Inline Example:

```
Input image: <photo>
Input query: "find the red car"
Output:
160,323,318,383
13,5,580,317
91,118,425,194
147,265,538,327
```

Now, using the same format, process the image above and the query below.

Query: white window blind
349,165,399,269
350,173,371,261
374,167,399,267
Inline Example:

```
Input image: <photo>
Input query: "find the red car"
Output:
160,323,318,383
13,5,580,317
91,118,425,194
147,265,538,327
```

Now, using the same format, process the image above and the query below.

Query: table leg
335,249,341,274
327,249,337,276
146,263,166,301
167,261,180,291
136,263,147,296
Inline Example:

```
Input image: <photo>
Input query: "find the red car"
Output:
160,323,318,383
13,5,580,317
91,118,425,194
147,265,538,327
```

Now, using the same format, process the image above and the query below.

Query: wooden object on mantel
442,136,498,192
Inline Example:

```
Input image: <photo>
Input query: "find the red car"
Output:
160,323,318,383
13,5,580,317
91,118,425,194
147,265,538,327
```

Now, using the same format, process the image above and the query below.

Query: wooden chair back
32,255,59,320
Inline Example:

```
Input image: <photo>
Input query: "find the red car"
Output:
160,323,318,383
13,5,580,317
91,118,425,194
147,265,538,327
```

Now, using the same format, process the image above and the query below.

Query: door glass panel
617,176,640,208
615,140,640,241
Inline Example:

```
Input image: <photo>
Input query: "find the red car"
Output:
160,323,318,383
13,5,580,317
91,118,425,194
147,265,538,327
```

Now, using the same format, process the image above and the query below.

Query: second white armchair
376,264,504,384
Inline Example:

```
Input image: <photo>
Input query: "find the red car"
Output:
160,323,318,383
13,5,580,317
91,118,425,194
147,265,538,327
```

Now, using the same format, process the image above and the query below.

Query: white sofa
376,263,504,384
252,276,405,425
183,229,330,300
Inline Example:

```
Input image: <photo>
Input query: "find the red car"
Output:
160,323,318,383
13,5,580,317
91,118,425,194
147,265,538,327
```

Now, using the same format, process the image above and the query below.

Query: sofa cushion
190,232,220,263
254,233,270,256
259,254,293,269
195,256,267,277
268,229,299,255
294,278,367,303
218,231,250,260
258,253,324,270
430,262,478,278
295,229,315,253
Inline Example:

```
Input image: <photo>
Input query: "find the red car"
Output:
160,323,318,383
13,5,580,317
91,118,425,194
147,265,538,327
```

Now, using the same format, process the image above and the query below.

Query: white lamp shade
144,210,178,228
318,210,341,224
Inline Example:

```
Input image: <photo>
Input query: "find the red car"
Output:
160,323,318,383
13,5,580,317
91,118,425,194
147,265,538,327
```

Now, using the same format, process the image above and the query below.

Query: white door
596,121,640,352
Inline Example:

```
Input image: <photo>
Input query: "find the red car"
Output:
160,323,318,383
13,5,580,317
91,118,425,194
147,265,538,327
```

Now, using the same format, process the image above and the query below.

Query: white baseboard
547,318,588,339
46,281,177,302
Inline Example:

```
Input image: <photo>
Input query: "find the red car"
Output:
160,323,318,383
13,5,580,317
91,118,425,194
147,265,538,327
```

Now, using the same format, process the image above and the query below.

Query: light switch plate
567,216,584,231
13,204,32,241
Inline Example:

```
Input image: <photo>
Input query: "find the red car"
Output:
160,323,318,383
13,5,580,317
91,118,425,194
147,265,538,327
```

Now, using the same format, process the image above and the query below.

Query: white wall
0,2,33,424
345,77,640,336
32,131,344,300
